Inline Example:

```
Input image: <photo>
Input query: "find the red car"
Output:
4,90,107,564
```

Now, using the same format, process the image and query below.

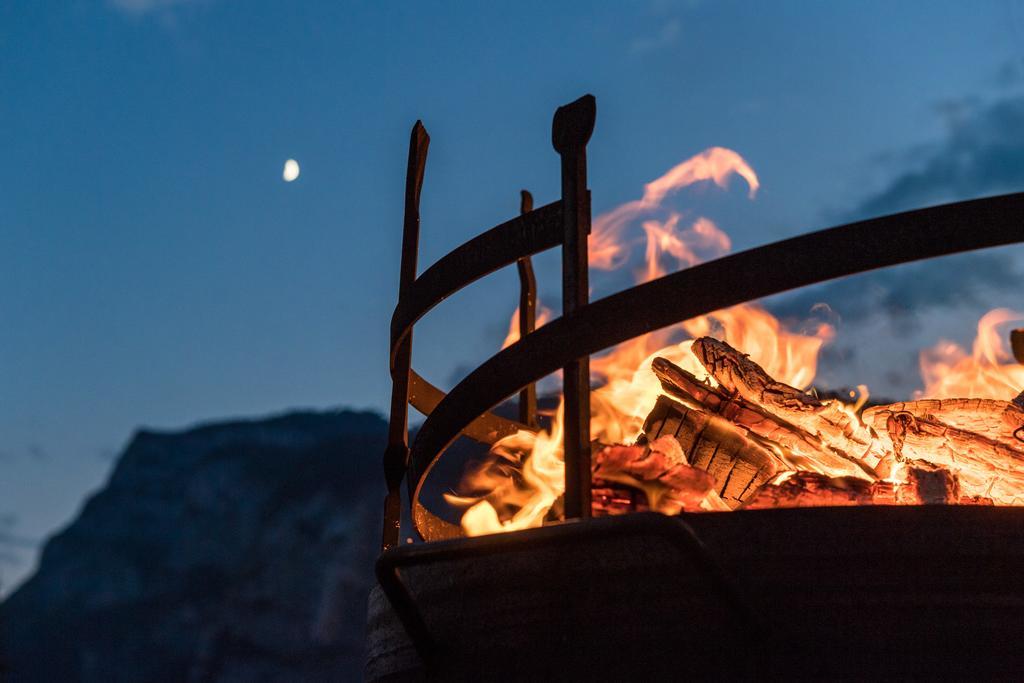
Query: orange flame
919,308,1024,400
454,148,1024,536
500,303,554,350
588,147,758,270
459,147,832,536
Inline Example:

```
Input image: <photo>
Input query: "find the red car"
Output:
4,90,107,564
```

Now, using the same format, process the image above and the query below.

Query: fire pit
367,95,1024,680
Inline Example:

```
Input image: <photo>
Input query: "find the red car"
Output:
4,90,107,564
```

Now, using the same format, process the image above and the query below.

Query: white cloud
107,0,197,16
629,18,681,55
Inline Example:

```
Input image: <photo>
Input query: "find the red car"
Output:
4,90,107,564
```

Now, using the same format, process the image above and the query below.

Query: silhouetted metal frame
553,95,596,520
517,190,539,429
383,95,1024,548
382,121,429,552
383,95,597,549
377,94,1024,672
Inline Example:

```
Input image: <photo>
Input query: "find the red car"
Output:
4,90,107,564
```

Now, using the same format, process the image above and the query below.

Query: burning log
863,398,1024,453
591,481,649,516
636,399,781,507
636,337,1022,509
897,459,962,505
651,356,871,479
691,337,877,468
864,405,1024,503
742,472,881,509
592,441,728,514
742,460,974,509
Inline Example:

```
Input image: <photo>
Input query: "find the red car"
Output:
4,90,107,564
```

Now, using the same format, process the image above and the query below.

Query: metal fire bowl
366,506,1024,680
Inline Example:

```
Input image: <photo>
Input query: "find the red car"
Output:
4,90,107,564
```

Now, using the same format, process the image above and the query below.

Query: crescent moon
283,159,300,182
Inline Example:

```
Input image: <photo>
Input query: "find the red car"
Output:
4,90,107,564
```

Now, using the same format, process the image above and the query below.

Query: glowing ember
447,147,1024,536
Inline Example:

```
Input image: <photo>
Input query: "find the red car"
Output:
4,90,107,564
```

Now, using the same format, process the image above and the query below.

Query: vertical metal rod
516,190,538,429
382,120,430,552
552,95,596,520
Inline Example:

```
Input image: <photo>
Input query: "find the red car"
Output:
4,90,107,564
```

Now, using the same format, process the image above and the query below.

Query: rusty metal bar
553,94,596,520
390,199,563,363
382,120,429,552
407,370,527,444
407,190,1024,538
517,189,539,428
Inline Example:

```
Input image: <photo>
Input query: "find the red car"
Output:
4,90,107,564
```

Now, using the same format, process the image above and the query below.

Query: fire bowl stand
371,94,1024,680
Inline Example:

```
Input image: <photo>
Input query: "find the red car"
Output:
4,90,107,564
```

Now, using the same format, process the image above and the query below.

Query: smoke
767,251,1021,331
771,88,1024,332
851,93,1024,219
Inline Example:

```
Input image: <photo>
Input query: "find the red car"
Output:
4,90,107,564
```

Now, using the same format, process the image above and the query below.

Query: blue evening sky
4,0,1024,590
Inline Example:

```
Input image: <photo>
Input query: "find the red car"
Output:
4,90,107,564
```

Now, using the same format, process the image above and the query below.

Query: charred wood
691,337,877,469
651,356,871,478
633,337,1021,509
638,397,781,507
